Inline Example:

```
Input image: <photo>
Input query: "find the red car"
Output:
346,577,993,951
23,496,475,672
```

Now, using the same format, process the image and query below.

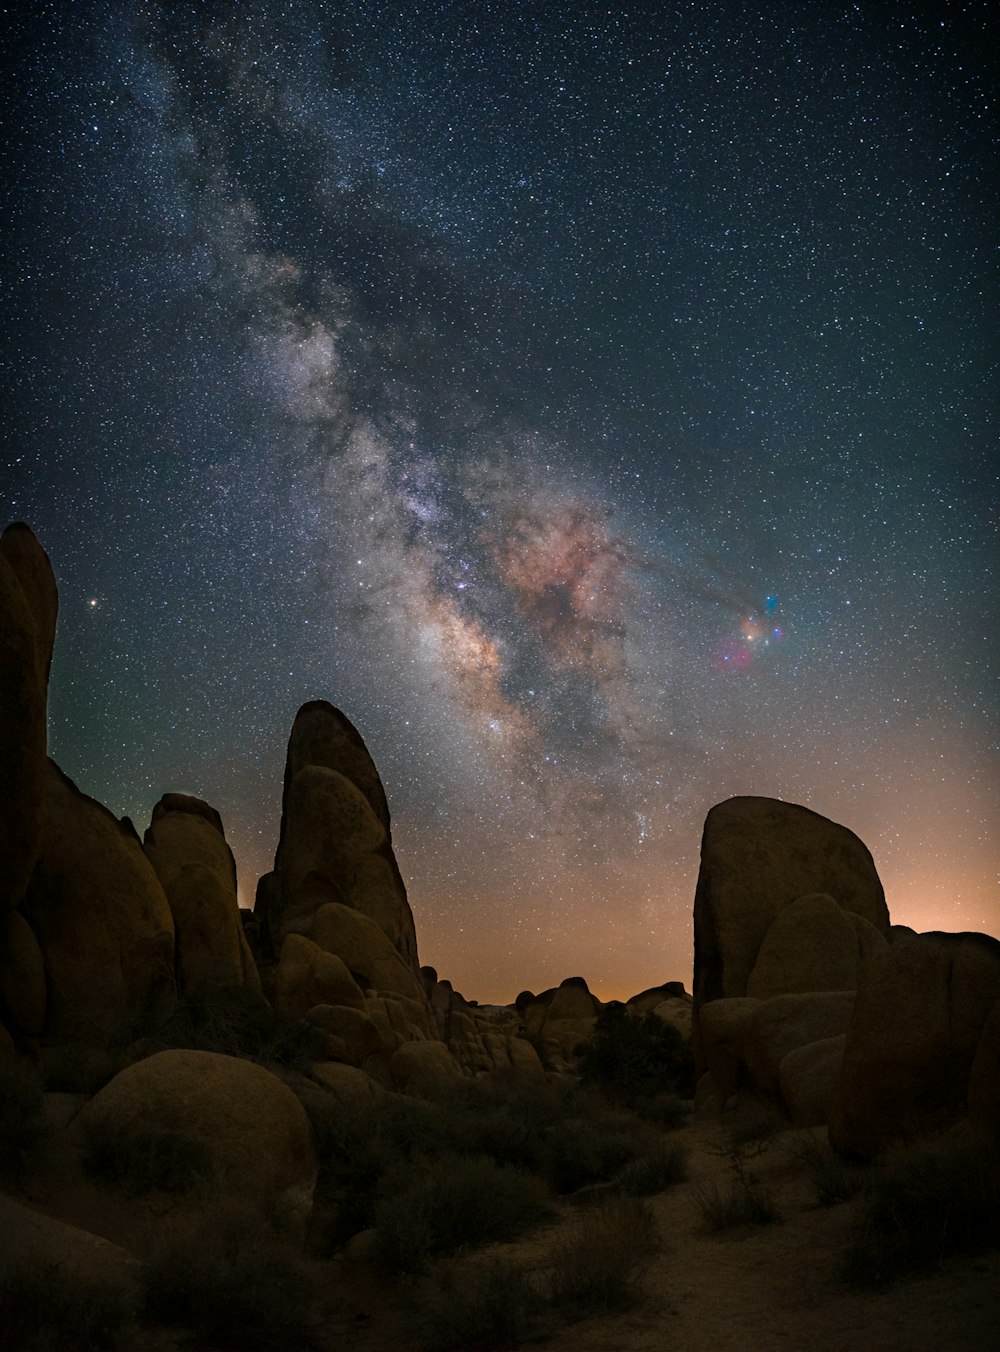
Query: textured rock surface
274,933,367,1019
778,1035,846,1126
74,1050,317,1223
389,1039,462,1096
746,893,887,999
829,931,1000,1156
305,1003,384,1065
262,702,417,965
144,794,259,997
968,999,1000,1142
0,909,47,1037
0,525,56,911
25,761,176,1045
311,902,426,1005
693,798,889,1019
743,991,856,1099
697,997,761,1097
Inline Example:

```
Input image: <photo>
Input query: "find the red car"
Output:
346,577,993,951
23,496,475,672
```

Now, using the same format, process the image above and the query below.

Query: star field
3,1,997,1000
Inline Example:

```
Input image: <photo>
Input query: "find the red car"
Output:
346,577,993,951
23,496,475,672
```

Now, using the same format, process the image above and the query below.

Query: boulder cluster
692,796,1000,1154
2,517,995,1212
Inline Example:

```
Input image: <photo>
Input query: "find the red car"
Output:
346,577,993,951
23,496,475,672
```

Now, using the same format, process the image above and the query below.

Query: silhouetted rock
0,524,56,911
144,794,260,998
305,1003,384,1065
262,702,417,965
969,999,1000,1142
693,798,889,1015
24,761,176,1048
829,930,1000,1157
389,1039,462,1096
698,997,761,1097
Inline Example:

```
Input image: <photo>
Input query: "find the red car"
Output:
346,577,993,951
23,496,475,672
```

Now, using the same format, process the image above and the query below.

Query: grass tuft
843,1132,1000,1286
414,1257,544,1352
546,1195,658,1317
618,1137,689,1196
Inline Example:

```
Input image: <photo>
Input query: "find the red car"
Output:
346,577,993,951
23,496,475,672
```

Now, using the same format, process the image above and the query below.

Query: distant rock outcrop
143,794,260,999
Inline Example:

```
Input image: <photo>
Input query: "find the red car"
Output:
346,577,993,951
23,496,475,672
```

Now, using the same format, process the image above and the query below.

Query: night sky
3,1,997,1002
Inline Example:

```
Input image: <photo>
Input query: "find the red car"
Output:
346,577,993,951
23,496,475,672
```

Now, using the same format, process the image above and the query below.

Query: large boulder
0,909,47,1037
0,525,56,911
144,794,259,997
746,893,887,999
310,902,426,1005
73,1050,317,1224
261,702,417,967
969,999,1000,1143
278,765,417,963
388,1039,463,1097
24,761,176,1045
692,798,889,1045
778,1035,846,1127
697,997,761,1097
742,991,855,1099
829,931,1000,1157
273,933,366,1019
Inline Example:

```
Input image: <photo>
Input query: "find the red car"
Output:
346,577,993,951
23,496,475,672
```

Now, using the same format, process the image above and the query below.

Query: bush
576,1004,695,1105
142,1197,323,1349
0,1058,46,1168
373,1153,552,1273
141,986,328,1071
693,1175,780,1230
618,1138,689,1196
0,1253,133,1351
844,1132,1000,1286
80,1119,214,1196
415,1257,544,1351
546,1196,658,1317
791,1133,871,1207
694,1122,781,1230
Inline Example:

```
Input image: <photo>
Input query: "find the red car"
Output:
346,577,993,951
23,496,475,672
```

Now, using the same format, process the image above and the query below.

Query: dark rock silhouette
0,523,56,913
693,797,889,1012
24,761,177,1054
829,929,1000,1156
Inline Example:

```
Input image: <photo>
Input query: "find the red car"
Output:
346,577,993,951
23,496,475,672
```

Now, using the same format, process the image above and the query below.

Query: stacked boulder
0,523,261,1083
254,700,542,1091
693,796,889,1127
693,796,1000,1155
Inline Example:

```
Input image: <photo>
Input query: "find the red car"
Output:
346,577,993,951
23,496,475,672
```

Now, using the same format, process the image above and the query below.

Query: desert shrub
693,1174,780,1230
0,1058,46,1167
791,1133,871,1207
80,1118,214,1196
618,1138,689,1196
142,1197,323,1349
546,1195,658,1317
843,1132,1000,1286
635,1091,690,1129
414,1256,544,1351
0,1253,133,1351
694,1122,781,1231
539,1112,642,1194
141,986,328,1071
373,1152,552,1273
576,1004,695,1106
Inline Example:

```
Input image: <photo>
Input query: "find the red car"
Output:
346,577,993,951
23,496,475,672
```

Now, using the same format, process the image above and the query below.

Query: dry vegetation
2,1034,999,1352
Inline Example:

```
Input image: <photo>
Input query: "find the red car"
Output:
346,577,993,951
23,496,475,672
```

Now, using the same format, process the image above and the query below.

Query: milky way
4,1,997,999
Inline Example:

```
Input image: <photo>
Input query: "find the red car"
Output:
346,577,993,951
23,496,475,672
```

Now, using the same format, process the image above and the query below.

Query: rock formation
828,930,1000,1156
143,793,260,999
